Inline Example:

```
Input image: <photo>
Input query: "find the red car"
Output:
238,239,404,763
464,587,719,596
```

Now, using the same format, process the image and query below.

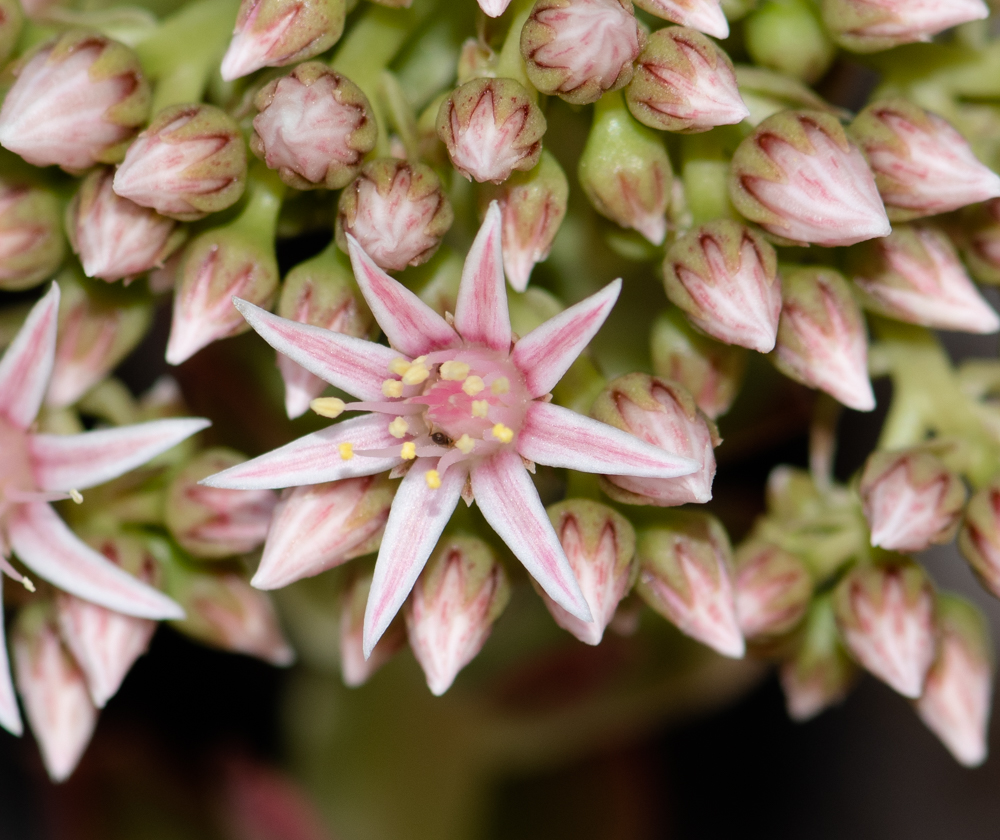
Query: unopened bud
729,109,890,246
774,266,875,412
113,103,247,222
254,475,395,590
591,373,718,506
251,63,377,191
744,0,835,84
0,32,150,172
0,0,23,66
220,0,346,81
822,0,989,53
478,0,513,16
520,0,642,106
850,223,1000,334
636,513,744,658
405,536,510,695
626,26,748,134
340,570,405,687
436,77,546,184
834,559,937,698
633,0,729,38
335,159,453,271
663,219,781,352
0,180,65,292
850,99,1000,222
963,199,1000,286
734,541,812,640
457,37,498,83
957,477,1000,598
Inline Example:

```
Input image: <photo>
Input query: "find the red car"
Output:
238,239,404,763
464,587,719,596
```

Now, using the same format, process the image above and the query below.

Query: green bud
744,0,835,84
0,179,65,292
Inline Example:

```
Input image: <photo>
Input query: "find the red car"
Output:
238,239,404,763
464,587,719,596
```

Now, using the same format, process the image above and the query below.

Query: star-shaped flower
0,284,209,735
204,205,697,656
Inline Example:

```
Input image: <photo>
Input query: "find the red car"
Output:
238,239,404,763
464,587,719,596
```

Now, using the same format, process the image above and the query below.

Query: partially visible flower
743,0,835,84
340,570,405,687
957,477,1000,598
822,0,989,53
0,180,64,292
632,0,729,38
733,541,812,640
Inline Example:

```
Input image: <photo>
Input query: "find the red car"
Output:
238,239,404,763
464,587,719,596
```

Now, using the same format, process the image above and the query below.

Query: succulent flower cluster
1,0,1000,791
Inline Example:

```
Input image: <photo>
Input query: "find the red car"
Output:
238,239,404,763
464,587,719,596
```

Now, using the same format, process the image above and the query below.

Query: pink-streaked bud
733,541,812,640
66,167,184,283
635,513,745,658
773,266,875,412
959,476,1000,599
0,179,65,292
340,570,405,687
457,37,498,83
834,559,937,698
436,77,547,184
591,373,718,506
963,199,1000,286
537,500,637,645
479,150,568,292
850,223,1000,334
663,219,781,353
254,475,395,590
56,533,159,708
47,270,152,408
780,594,858,721
520,0,642,106
822,0,989,53
113,104,247,222
0,0,23,66
729,109,891,247
650,309,748,420
915,594,992,767
13,604,97,782
860,449,966,553
220,0,346,81
165,448,277,560
251,63,377,191
0,32,150,172
335,158,453,271
850,99,1000,222
405,536,510,695
625,26,748,134
633,0,729,38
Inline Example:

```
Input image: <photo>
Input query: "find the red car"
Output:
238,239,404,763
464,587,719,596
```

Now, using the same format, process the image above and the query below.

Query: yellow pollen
463,376,485,396
21,576,35,593
492,423,514,444
425,469,441,489
440,361,471,381
310,397,345,418
389,357,411,376
382,379,404,398
471,400,489,418
388,417,409,438
401,441,417,459
455,434,475,454
491,377,510,395
402,363,430,386
339,442,354,460
69,489,83,504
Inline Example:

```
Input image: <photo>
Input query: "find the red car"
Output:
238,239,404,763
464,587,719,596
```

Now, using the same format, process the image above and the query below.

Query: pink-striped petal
346,234,460,357
518,401,699,477
0,587,23,736
234,298,398,402
454,202,511,351
7,503,184,620
363,457,465,658
0,283,59,430
471,448,591,622
30,418,210,492
511,280,621,398
201,414,402,490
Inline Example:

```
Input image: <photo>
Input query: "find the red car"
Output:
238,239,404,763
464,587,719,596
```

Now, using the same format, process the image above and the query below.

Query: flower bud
478,0,513,16
733,541,812,640
860,449,965,553
0,32,150,172
632,0,729,38
729,109,890,247
773,266,875,412
254,475,395,590
850,223,1000,334
220,0,346,81
963,199,1000,286
67,167,184,283
0,0,23,66
165,448,277,560
650,309,747,419
635,513,744,658
479,150,568,292
663,219,781,352
335,159,453,271
957,477,1000,598
457,37,498,83
834,559,937,698
13,604,97,782
0,180,65,292
744,0,835,84
405,536,510,695
915,594,992,767
591,373,717,506
578,91,672,245
520,0,642,106
251,63,377,191
850,99,1000,222
113,103,247,222
822,0,989,53
625,26,748,134
340,570,405,687
537,500,636,645
436,77,546,184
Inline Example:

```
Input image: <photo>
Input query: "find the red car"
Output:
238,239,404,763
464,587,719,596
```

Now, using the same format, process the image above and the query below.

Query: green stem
232,164,286,239
495,0,534,90
681,131,735,226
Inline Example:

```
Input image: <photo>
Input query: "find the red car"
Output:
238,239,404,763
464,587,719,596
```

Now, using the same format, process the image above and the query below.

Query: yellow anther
455,434,475,454
491,377,510,395
462,375,485,396
389,357,411,376
310,397,345,419
339,442,354,460
21,576,35,593
425,469,441,489
492,423,514,444
471,400,489,418
401,441,417,460
440,360,471,381
69,489,83,504
402,363,430,386
382,379,404,398
388,417,409,438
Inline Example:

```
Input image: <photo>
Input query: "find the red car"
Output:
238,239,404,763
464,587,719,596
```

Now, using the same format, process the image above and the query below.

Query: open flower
204,204,698,656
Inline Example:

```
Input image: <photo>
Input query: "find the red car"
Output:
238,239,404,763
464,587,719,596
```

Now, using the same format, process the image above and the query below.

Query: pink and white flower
822,0,989,52
633,0,729,38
